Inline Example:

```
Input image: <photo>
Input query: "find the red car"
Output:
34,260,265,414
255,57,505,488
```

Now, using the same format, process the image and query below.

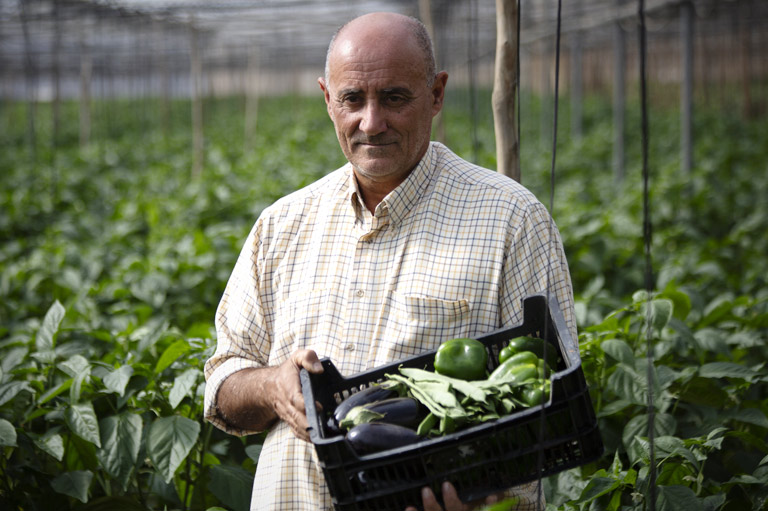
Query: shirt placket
343,204,390,375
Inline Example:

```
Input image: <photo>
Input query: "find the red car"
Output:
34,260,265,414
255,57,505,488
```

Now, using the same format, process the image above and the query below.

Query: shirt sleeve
499,202,573,509
500,200,578,343
203,218,273,436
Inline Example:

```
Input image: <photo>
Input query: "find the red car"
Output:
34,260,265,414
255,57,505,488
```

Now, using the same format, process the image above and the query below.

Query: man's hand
405,482,503,511
216,349,324,441
267,349,324,441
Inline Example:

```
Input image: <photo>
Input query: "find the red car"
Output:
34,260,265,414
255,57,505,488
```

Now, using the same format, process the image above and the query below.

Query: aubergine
339,397,424,430
346,422,422,455
327,385,398,434
333,385,398,424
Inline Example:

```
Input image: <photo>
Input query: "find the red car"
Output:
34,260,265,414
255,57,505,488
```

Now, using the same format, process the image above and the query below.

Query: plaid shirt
204,142,577,510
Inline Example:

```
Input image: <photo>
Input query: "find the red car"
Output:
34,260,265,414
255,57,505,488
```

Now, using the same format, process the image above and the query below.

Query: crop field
1,93,767,510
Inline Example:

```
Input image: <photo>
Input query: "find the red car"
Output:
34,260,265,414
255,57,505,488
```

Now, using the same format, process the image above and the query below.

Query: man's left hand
404,481,503,511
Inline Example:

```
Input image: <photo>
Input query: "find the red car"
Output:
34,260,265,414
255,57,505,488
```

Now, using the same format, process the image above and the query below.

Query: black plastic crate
300,294,603,511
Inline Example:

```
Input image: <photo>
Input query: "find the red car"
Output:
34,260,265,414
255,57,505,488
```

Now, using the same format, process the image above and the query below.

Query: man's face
319,36,446,185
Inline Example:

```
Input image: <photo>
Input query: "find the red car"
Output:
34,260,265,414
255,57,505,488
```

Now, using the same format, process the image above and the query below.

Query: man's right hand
266,349,324,441
216,349,324,441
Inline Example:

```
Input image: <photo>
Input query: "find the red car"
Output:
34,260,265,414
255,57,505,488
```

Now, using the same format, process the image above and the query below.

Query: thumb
292,349,324,374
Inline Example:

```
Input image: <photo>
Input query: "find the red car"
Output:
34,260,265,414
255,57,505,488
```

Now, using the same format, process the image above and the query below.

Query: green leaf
36,300,66,351
659,286,692,321
51,470,93,503
104,365,134,396
39,378,73,405
34,431,65,461
0,380,34,406
601,339,635,365
648,298,674,331
699,362,756,381
78,496,147,511
725,408,768,429
656,485,703,511
207,464,254,511
244,444,262,464
655,435,700,470
154,340,191,374
693,328,730,356
63,355,92,403
622,413,677,452
147,415,200,483
97,412,142,490
0,418,17,447
169,368,198,409
1,346,28,374
66,403,102,448
577,476,620,504
60,354,91,377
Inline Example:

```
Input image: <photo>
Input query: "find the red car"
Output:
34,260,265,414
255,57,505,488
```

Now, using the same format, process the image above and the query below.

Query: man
204,11,577,511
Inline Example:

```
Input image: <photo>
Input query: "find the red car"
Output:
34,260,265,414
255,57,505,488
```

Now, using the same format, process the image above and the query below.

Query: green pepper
433,337,488,381
501,336,558,370
496,350,539,368
488,359,539,383
520,381,550,406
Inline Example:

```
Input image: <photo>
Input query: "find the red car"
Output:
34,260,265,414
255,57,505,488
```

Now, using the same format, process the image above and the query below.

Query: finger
281,401,311,442
293,349,324,373
440,481,467,511
420,486,444,511
484,492,504,505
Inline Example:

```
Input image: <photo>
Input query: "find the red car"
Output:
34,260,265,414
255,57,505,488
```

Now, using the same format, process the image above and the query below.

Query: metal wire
638,0,657,509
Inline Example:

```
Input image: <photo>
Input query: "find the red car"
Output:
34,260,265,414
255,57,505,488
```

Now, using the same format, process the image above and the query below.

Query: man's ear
317,77,333,117
431,71,449,116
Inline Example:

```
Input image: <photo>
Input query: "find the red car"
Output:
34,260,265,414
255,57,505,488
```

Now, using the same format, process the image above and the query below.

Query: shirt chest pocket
273,288,339,363
372,291,471,365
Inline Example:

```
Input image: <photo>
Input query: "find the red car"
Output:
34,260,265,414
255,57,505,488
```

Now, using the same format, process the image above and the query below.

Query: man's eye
341,95,362,105
384,95,406,106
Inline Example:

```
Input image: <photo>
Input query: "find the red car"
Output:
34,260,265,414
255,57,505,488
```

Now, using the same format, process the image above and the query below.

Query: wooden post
190,19,204,177
570,0,584,141
79,31,92,149
419,0,445,143
19,0,38,161
492,0,520,182
51,0,62,149
680,1,694,174
570,33,583,141
612,5,626,182
740,2,753,119
244,46,261,153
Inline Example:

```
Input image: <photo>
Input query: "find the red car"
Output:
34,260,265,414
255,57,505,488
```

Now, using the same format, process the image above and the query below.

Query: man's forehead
334,85,414,96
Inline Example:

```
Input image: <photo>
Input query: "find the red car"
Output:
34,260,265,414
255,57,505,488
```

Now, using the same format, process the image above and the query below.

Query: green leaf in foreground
208,464,254,511
104,365,134,396
0,380,33,407
154,340,191,374
98,412,143,490
169,368,199,409
0,418,17,447
699,362,757,381
51,470,93,503
656,484,703,511
66,403,102,448
34,431,65,461
36,300,66,351
147,415,200,483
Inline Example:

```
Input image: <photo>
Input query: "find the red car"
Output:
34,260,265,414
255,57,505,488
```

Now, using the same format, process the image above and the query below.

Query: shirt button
355,289,364,298
344,343,355,352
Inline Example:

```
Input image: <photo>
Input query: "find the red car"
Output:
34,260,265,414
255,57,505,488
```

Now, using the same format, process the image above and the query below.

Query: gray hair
324,15,437,87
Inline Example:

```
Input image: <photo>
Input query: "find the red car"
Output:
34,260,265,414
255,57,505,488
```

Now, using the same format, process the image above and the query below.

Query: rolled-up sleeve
204,220,272,436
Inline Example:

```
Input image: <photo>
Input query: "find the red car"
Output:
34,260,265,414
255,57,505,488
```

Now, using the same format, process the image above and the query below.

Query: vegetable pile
330,335,561,455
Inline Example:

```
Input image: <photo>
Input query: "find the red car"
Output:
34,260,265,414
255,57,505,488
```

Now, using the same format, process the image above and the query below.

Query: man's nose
358,100,387,135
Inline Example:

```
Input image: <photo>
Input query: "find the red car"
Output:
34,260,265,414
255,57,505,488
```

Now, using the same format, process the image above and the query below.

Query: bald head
324,12,436,87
